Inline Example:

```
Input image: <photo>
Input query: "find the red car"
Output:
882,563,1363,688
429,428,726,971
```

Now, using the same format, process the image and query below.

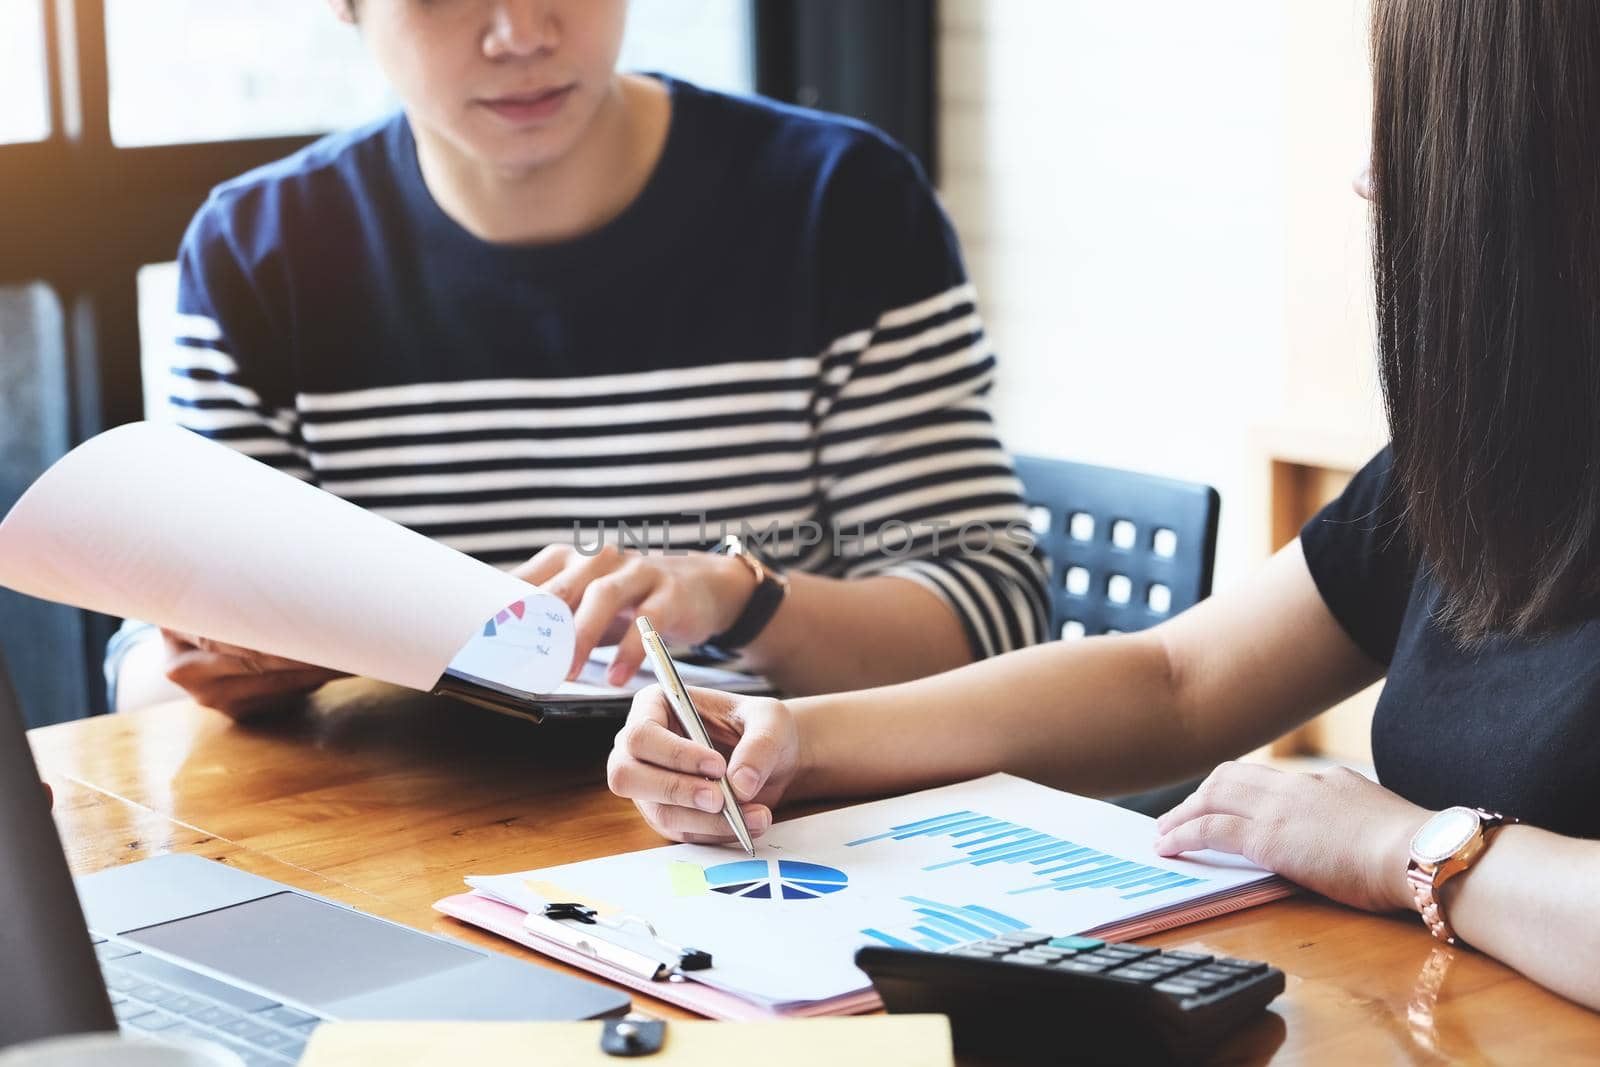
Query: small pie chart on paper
668,859,848,900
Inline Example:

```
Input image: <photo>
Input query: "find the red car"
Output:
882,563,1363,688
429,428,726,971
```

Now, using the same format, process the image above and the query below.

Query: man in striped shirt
112,0,1048,717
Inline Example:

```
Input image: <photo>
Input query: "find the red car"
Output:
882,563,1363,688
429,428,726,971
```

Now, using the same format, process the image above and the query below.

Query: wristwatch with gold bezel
692,534,789,662
1405,806,1517,946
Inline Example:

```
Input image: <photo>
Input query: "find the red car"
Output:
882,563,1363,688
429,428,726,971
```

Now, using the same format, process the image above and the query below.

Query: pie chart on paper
701,859,849,900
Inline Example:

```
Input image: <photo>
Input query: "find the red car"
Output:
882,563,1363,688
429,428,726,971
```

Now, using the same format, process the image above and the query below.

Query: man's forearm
738,572,972,695
113,632,186,712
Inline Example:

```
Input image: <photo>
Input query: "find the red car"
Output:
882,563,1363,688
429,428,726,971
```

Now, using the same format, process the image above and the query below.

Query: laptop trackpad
123,891,479,1009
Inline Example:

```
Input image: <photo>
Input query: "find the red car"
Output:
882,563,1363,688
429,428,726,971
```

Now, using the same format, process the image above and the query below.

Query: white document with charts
442,774,1292,1016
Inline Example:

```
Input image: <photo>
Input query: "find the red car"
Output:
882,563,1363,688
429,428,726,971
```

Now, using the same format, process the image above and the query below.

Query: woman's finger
616,715,724,778
1154,761,1281,834
608,752,723,813
641,800,771,841
721,697,794,796
1153,813,1250,858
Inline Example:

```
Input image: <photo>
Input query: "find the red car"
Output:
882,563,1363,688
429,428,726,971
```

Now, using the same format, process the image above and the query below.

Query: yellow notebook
302,1017,952,1066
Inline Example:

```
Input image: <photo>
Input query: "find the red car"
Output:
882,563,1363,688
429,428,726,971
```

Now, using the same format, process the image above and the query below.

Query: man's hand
514,544,756,684
1154,761,1433,913
160,630,344,720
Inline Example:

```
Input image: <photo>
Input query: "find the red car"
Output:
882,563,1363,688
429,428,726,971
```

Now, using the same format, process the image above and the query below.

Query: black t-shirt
1301,449,1600,839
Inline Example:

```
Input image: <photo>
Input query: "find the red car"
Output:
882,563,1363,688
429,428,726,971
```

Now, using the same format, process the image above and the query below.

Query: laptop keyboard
95,936,323,1065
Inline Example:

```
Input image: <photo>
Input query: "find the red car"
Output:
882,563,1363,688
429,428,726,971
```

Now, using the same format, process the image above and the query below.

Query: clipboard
433,892,883,1019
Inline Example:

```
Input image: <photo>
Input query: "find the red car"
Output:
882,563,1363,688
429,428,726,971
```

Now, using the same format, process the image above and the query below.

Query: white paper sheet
543,646,771,701
467,773,1277,1006
0,422,573,694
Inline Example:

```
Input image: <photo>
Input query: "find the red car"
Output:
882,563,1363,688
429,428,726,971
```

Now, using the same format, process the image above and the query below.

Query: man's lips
477,85,575,122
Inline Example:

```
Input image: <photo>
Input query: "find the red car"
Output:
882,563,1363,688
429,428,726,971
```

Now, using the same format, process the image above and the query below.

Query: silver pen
635,616,756,856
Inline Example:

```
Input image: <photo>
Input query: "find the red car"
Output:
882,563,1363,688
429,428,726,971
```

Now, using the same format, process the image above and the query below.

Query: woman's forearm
1427,827,1600,1009
788,633,1193,801
784,541,1381,803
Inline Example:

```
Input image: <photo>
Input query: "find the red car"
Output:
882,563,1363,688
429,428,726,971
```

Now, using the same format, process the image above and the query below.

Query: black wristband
692,538,788,661
696,577,787,659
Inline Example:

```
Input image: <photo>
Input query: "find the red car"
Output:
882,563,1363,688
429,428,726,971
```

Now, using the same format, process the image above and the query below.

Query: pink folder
434,878,1294,1020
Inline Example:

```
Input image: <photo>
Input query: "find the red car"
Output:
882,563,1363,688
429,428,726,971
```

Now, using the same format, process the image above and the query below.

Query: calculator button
997,931,1054,947
969,939,1017,953
1141,957,1190,971
1055,960,1111,975
1106,944,1159,959
1077,952,1131,967
1217,958,1269,975
1187,966,1239,982
1162,951,1213,964
1048,936,1105,952
1029,947,1072,961
1010,951,1054,966
1113,966,1168,983
1154,979,1205,997
947,948,997,960
1098,966,1156,983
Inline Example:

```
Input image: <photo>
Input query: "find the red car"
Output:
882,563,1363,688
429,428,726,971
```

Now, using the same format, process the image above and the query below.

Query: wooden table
28,680,1600,1064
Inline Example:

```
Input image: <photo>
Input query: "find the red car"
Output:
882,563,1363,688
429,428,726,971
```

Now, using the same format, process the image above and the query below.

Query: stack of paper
442,774,1291,1016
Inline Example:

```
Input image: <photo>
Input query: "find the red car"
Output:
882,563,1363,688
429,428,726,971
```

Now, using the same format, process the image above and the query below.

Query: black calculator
856,931,1284,1064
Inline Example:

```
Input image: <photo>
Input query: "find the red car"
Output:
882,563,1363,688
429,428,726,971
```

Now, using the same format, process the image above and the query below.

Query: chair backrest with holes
1013,455,1220,639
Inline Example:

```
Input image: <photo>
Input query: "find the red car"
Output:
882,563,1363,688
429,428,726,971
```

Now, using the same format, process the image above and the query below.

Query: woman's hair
1370,0,1600,643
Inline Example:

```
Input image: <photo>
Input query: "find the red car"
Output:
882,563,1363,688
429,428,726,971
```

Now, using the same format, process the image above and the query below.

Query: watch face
1410,806,1482,864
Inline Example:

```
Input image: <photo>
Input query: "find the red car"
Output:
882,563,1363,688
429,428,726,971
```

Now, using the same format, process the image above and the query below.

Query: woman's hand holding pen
609,685,803,844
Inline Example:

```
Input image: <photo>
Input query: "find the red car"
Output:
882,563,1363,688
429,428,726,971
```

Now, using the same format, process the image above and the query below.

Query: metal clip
526,904,713,980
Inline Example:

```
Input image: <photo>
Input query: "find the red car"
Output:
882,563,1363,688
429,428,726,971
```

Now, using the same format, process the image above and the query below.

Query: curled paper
0,423,574,694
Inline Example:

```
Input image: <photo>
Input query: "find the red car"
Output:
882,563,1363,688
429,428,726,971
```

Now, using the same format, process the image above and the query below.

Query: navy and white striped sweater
160,77,1048,660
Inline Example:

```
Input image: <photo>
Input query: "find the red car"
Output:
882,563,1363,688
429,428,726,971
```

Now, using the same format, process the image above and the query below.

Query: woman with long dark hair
607,0,1600,1009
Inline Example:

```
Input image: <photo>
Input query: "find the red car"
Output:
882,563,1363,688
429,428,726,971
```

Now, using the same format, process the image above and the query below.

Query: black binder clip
544,902,598,924
601,1016,666,1057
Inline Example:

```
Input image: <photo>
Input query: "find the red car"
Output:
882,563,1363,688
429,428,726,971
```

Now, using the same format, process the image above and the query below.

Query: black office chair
1013,455,1220,816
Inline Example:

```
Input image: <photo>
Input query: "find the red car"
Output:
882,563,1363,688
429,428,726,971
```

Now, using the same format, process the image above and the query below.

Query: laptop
0,653,629,1062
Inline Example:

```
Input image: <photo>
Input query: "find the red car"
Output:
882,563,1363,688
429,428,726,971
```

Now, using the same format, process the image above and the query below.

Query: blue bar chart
845,810,1206,901
861,895,1030,951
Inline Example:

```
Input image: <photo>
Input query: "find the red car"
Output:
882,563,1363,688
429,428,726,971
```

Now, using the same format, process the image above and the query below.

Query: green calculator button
1048,936,1105,951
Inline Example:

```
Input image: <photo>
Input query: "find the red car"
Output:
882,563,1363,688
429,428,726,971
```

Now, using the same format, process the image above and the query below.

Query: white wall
939,0,1292,588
